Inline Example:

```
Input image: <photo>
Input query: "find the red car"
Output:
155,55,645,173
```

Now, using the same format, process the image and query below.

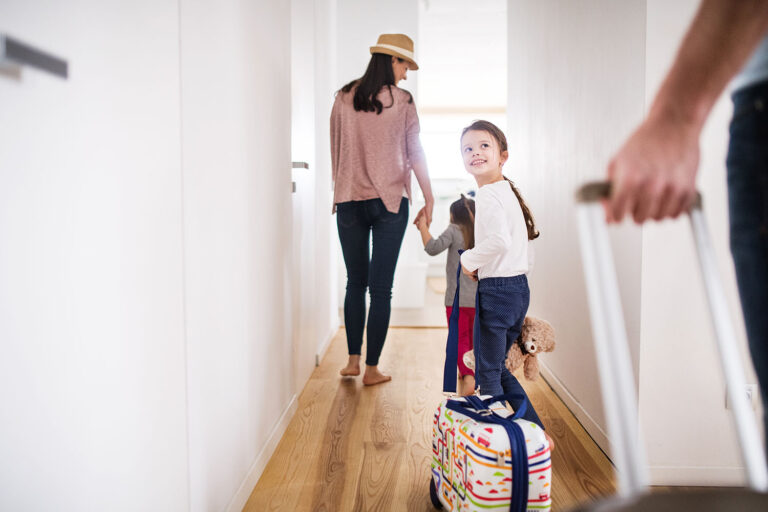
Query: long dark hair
450,195,476,250
339,53,413,114
460,120,540,241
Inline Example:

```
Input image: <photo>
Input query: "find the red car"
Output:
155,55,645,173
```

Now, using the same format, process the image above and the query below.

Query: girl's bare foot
340,355,361,377
544,431,555,452
460,375,476,396
362,365,391,386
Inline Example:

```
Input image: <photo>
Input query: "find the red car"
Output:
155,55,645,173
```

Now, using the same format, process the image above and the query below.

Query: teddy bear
462,316,555,381
507,316,556,380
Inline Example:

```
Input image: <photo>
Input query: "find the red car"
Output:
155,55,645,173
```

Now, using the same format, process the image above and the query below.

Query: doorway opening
388,0,508,327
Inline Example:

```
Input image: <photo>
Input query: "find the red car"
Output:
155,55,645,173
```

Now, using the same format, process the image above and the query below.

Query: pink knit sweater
330,85,426,214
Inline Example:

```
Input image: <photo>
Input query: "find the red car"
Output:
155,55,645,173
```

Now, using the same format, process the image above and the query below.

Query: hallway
244,328,615,511
2,1,760,509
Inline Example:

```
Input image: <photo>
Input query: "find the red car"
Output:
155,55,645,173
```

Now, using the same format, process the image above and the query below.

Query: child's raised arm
415,214,434,248
417,217,455,255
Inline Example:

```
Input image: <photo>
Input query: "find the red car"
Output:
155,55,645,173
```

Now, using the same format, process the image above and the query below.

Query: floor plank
243,327,617,511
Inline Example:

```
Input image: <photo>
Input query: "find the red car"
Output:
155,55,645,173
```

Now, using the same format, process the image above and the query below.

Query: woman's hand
462,264,478,282
415,213,428,231
414,200,433,228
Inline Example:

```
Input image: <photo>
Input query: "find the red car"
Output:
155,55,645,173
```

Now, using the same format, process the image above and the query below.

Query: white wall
0,1,189,510
179,1,295,511
507,0,646,451
314,0,341,359
0,0,300,510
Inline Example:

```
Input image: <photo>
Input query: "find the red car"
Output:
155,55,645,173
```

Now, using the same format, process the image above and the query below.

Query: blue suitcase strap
442,251,464,393
446,393,530,512
463,393,527,420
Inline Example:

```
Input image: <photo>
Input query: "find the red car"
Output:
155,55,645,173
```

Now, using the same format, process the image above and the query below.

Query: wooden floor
244,328,616,511
383,277,448,327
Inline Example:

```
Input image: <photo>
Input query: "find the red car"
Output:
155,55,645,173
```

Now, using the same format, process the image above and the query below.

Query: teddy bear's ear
525,317,556,350
531,317,554,337
522,316,538,335
524,316,545,332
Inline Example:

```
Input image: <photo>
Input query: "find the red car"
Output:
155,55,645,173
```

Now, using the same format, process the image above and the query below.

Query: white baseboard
539,362,610,455
316,324,338,366
540,363,749,487
225,394,298,512
649,466,746,486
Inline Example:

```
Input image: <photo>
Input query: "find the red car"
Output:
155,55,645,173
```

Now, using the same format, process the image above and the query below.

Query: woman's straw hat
370,33,419,70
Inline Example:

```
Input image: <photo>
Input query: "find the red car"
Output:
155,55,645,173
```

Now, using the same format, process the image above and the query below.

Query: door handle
1,34,68,79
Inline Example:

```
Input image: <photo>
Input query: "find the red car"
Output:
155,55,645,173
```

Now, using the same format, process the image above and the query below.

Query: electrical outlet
725,384,759,410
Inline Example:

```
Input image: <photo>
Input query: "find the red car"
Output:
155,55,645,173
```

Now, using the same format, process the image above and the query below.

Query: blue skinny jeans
336,197,408,366
474,275,543,428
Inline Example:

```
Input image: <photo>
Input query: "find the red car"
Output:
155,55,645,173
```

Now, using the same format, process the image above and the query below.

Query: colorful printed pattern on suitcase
431,397,552,511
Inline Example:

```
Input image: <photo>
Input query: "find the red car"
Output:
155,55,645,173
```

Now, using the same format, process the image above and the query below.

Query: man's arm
607,0,768,223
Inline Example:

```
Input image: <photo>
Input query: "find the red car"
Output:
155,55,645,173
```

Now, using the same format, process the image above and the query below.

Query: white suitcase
430,393,552,511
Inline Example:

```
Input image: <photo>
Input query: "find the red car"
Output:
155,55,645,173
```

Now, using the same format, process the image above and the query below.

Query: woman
331,33,434,385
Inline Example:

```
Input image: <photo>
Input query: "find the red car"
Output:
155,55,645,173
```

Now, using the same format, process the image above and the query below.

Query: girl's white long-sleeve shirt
460,180,529,279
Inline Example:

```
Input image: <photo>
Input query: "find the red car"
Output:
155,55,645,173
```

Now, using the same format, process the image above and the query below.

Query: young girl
458,120,551,446
416,196,478,396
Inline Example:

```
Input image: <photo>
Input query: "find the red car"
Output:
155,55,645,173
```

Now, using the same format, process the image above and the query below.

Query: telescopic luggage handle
574,181,768,498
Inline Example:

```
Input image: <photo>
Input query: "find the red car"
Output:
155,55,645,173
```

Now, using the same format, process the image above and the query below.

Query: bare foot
460,376,476,396
545,431,555,453
340,355,361,377
362,366,391,386
340,366,360,377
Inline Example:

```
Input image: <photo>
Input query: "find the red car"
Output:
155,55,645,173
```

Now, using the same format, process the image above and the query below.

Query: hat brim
370,46,419,70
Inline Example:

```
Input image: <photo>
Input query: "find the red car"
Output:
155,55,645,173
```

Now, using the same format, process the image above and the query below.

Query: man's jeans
336,197,408,366
727,79,768,440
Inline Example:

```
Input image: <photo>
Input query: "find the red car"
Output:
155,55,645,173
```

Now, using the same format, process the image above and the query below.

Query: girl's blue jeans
474,274,543,428
728,79,768,440
336,197,408,366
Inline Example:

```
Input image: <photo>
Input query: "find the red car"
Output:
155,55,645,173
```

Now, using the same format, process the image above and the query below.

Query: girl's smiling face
461,130,508,182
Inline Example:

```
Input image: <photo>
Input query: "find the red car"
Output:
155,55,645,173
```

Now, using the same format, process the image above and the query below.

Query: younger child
458,120,553,449
416,196,478,396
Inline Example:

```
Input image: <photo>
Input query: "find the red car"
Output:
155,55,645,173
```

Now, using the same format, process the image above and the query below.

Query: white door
0,2,189,510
